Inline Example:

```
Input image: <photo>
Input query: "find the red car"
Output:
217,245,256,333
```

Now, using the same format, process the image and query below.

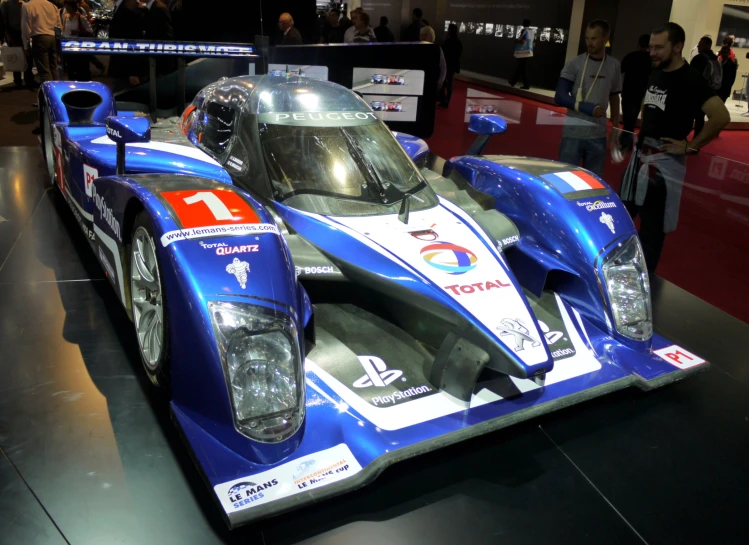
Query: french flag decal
540,170,605,194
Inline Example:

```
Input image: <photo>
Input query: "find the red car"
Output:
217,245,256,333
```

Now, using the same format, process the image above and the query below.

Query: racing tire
129,210,172,394
40,101,57,188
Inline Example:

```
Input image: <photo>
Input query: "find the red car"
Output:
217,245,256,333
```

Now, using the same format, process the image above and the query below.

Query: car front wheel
130,210,172,392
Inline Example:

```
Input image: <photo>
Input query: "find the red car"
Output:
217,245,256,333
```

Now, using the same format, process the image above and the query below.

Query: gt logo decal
161,189,260,229
653,345,706,370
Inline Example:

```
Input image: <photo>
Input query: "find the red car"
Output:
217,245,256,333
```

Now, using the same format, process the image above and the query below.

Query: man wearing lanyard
620,22,729,276
554,19,621,177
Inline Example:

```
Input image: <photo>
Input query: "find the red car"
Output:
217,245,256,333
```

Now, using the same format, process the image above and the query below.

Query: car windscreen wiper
340,129,390,203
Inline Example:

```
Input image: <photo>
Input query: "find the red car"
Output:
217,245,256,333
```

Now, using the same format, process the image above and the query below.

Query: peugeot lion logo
353,356,403,388
496,318,542,352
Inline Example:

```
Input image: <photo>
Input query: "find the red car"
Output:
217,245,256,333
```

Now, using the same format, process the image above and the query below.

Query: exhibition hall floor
1,147,748,543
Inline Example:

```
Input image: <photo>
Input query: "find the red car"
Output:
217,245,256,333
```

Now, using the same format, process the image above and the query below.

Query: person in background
350,11,376,43
689,35,722,137
343,7,362,42
320,8,345,43
339,7,351,31
402,7,423,41
509,19,535,89
554,19,621,177
1,0,36,88
374,15,393,43
21,0,60,84
108,0,145,89
718,36,738,103
278,12,302,45
688,35,710,60
620,33,652,148
439,23,462,107
620,22,730,276
420,25,446,92
145,0,174,75
60,0,91,80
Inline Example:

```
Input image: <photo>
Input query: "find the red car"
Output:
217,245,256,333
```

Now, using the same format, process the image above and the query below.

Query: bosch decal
295,265,338,275
444,279,510,295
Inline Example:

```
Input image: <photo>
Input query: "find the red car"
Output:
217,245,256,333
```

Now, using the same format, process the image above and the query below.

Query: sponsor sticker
295,265,338,275
91,183,122,242
577,200,616,212
160,189,260,229
161,223,278,247
83,164,98,198
215,244,259,256
98,246,115,280
498,234,519,248
214,444,362,514
653,345,706,370
444,279,510,295
421,241,478,275
599,212,615,234
226,258,251,289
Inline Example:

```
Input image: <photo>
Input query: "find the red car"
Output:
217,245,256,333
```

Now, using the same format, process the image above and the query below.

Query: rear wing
60,38,266,121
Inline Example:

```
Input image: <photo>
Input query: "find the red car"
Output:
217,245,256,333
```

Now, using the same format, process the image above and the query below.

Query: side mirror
106,116,151,175
467,114,507,156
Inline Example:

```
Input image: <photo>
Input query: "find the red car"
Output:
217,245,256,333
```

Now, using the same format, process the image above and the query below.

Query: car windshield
258,121,438,216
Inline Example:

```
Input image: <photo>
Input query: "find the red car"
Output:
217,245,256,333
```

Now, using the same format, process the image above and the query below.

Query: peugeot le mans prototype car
38,75,708,528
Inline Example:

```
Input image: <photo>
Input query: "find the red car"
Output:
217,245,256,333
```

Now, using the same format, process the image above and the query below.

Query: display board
718,5,749,49
437,0,574,90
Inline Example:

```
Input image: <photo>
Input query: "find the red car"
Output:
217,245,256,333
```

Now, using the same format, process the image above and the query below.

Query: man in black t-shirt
620,22,729,276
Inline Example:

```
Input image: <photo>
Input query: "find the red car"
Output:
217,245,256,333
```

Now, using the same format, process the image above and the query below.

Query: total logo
353,355,405,388
420,241,477,275
227,479,278,509
106,126,122,139
444,279,510,295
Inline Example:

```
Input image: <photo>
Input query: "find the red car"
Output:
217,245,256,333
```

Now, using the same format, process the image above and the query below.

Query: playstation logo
353,355,403,388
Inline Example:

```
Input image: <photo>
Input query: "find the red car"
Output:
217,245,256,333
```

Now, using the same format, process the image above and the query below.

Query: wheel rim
131,226,164,370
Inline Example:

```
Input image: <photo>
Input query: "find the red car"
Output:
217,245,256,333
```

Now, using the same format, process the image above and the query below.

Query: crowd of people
0,0,182,95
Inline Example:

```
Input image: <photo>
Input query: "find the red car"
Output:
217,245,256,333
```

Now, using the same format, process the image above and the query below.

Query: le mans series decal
158,189,280,246
214,444,362,515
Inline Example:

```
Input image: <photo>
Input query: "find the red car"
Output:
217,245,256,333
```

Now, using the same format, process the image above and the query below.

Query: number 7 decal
160,189,260,229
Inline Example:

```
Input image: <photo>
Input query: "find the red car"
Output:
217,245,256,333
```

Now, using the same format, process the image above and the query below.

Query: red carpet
427,79,749,324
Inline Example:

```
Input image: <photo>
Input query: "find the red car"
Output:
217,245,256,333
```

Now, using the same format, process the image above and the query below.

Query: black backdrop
436,0,575,90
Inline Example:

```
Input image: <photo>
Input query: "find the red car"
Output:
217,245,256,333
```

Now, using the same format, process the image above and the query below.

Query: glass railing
429,85,749,324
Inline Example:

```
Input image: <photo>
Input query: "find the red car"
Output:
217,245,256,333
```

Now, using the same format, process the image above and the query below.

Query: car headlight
208,301,305,443
601,236,652,341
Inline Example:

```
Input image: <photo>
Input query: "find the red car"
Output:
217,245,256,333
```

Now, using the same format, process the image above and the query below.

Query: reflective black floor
0,147,747,544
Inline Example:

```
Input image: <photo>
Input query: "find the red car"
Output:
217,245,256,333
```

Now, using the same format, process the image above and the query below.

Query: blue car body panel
37,74,709,530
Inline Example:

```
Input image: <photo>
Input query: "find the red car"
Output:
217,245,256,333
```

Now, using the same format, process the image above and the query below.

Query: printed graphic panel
364,95,418,122
352,68,425,96
161,189,260,229
464,98,520,124
268,64,329,81
214,444,362,515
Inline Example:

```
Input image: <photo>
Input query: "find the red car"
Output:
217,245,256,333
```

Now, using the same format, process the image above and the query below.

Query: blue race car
38,75,709,529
